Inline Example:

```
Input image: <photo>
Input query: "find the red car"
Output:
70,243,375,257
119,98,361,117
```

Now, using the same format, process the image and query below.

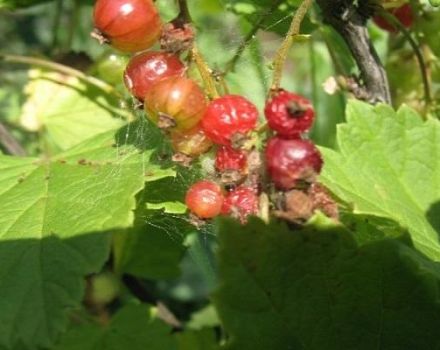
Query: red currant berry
221,186,259,223
201,95,258,146
144,76,207,131
264,90,314,138
124,52,185,101
373,4,414,33
215,146,247,172
93,0,162,53
266,137,323,190
185,181,224,219
170,124,213,157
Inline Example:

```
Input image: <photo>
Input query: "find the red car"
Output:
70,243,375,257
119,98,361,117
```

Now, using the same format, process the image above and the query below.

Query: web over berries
91,0,337,225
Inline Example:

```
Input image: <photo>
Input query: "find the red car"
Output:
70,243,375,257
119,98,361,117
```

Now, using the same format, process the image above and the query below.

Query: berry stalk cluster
92,0,337,225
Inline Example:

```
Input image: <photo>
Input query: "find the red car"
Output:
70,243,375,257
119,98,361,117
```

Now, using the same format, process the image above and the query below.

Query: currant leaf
320,100,440,261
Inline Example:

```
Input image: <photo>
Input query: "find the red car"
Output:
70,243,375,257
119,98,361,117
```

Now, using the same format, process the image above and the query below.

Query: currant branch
175,0,219,99
378,8,432,106
316,0,391,104
271,0,314,92
0,54,123,100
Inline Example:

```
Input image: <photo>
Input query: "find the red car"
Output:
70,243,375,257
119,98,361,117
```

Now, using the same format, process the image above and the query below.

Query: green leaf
225,1,315,37
0,0,50,9
114,173,198,280
176,329,219,350
55,304,178,350
187,305,220,330
0,126,174,349
320,100,440,260
113,211,190,280
213,216,440,350
428,0,440,7
20,69,128,152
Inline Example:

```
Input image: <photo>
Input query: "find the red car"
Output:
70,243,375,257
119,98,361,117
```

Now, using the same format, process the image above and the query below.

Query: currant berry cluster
373,2,414,33
92,0,336,225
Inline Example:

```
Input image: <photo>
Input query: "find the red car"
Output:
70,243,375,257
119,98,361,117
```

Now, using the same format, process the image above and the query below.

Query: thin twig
0,122,26,156
224,0,283,74
0,54,123,99
271,0,313,91
379,9,432,105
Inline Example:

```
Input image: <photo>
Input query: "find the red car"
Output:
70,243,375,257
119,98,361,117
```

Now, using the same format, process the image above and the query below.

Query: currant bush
221,186,259,223
93,0,162,52
373,3,414,32
185,180,224,219
201,95,258,146
124,51,185,101
265,137,323,190
264,90,315,138
215,146,247,173
170,124,212,157
144,76,207,131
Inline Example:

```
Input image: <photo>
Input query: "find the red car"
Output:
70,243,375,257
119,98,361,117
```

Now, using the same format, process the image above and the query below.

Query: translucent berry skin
221,186,259,223
264,90,314,138
93,0,162,52
266,137,323,190
171,124,212,157
215,146,247,172
185,181,224,219
144,77,207,131
124,51,185,101
373,4,414,33
201,95,258,146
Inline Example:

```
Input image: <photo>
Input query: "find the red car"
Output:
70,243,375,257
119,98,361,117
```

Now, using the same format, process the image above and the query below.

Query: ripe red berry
170,124,212,157
201,95,258,146
215,146,247,173
93,0,162,52
124,51,186,101
221,186,259,223
185,181,224,219
265,137,323,190
373,4,414,33
264,90,314,138
144,77,207,131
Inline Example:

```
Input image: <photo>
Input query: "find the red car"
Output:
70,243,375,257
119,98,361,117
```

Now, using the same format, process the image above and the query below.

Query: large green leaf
0,125,174,349
213,216,440,350
55,304,178,350
20,69,128,152
320,100,440,260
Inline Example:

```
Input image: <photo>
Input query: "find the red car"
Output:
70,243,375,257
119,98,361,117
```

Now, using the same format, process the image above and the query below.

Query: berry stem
378,8,432,107
190,45,220,99
177,0,192,22
175,0,219,99
271,0,313,92
0,54,123,100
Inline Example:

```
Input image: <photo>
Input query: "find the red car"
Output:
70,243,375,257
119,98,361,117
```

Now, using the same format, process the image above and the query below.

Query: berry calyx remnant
201,95,258,146
185,180,224,219
144,76,207,131
265,137,323,190
373,3,414,33
264,90,315,138
93,0,162,52
221,186,259,223
124,51,185,101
